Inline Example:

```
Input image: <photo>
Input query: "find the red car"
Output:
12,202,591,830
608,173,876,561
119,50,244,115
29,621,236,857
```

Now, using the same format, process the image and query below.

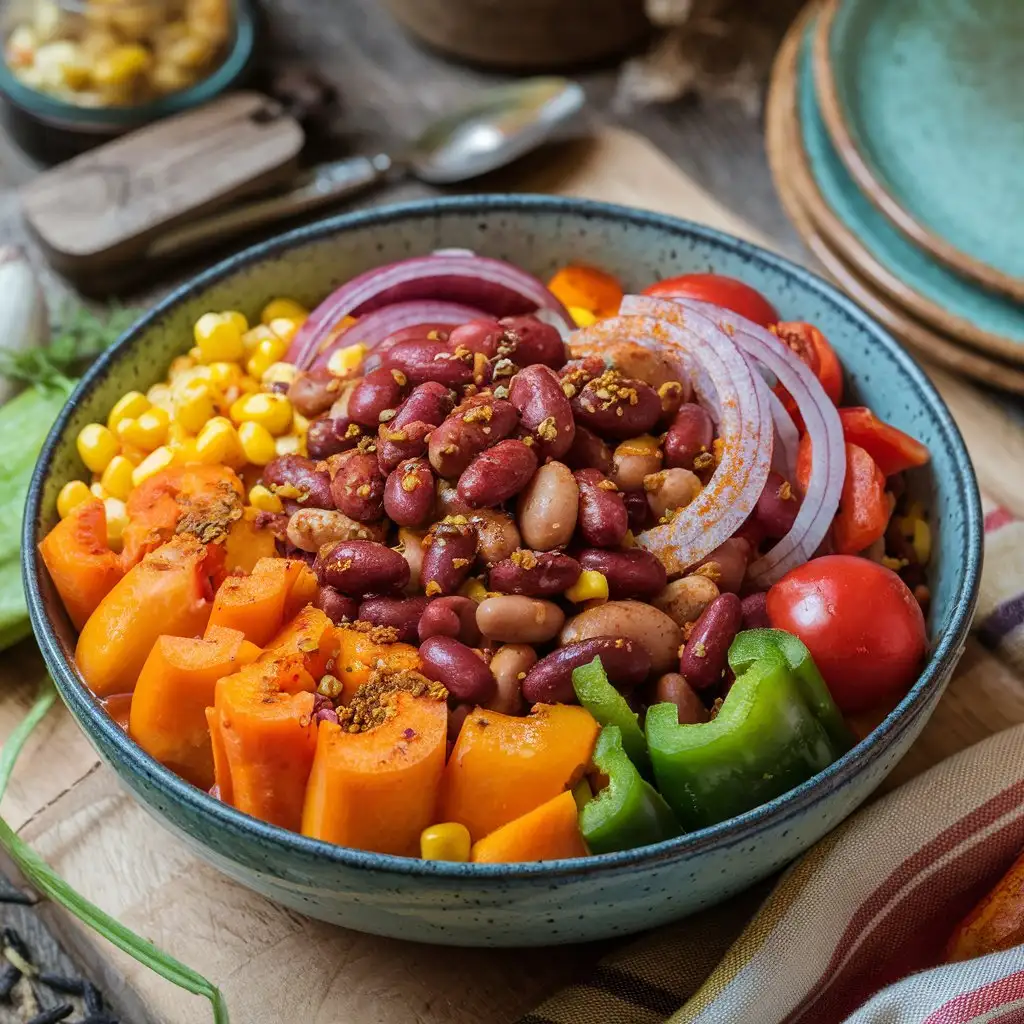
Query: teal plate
816,0,1024,300
798,23,1024,356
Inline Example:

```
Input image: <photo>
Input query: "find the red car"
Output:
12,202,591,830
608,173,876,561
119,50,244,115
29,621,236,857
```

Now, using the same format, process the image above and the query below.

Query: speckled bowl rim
24,194,982,880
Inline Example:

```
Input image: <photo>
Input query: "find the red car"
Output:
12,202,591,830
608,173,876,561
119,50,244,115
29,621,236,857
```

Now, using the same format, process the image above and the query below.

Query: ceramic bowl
24,196,982,947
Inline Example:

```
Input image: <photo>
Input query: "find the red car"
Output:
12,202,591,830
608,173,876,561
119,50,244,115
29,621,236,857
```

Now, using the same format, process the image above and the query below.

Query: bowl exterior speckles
24,196,981,946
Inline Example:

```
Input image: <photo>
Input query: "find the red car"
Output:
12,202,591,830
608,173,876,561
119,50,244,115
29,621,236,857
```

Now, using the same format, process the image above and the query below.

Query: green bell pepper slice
646,630,853,831
579,725,680,854
572,657,651,778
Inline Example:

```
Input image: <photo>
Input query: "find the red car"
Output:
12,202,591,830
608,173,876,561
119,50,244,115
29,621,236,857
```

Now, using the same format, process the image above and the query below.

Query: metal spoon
149,77,585,258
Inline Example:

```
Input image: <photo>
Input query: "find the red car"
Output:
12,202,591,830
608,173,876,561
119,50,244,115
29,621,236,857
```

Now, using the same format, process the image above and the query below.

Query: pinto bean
381,339,475,387
315,540,410,595
485,644,534,715
382,458,435,527
644,467,701,520
306,417,365,459
357,595,430,643
458,439,538,509
287,367,343,418
517,461,578,550
466,509,521,565
314,586,359,625
488,550,581,596
327,448,385,522
607,341,686,391
419,636,497,704
447,319,505,358
577,548,667,601
421,520,479,595
574,468,628,548
688,538,751,594
756,471,802,539
611,435,663,492
677,593,743,691
263,455,334,509
476,596,565,644
347,367,409,427
570,373,662,439
397,528,425,592
652,575,720,628
286,508,382,551
428,394,519,478
417,595,482,645
509,364,575,459
522,638,650,704
740,591,770,630
563,425,613,475
498,315,567,369
655,673,708,724
664,403,714,470
561,600,682,675
377,381,455,472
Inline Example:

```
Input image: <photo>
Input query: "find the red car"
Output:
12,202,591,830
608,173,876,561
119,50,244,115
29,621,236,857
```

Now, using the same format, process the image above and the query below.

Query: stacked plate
766,0,1024,392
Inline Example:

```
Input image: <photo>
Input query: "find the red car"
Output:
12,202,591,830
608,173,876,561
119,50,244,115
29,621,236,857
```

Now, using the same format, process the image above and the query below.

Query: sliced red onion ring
571,312,772,575
288,253,573,368
309,301,486,369
767,389,800,480
632,296,846,586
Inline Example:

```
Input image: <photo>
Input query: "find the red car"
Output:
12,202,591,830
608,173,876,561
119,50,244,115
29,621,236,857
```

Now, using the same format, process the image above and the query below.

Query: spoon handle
148,154,393,259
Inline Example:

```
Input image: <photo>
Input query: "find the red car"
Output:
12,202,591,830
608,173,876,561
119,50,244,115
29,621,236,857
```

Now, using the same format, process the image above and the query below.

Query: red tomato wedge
642,273,779,328
838,407,930,477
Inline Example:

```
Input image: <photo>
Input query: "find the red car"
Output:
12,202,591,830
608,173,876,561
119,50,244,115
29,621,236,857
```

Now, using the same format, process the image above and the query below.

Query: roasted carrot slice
264,606,339,680
206,706,232,804
471,791,588,863
335,627,421,704
222,507,278,575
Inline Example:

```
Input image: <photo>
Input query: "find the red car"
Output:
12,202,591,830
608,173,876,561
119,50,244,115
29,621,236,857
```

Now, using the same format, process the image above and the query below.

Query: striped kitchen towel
521,499,1024,1024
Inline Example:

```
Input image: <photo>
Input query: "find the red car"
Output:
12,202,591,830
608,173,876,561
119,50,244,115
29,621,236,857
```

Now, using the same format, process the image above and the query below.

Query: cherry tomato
773,322,843,406
833,443,890,555
642,273,779,327
767,555,927,713
838,407,930,477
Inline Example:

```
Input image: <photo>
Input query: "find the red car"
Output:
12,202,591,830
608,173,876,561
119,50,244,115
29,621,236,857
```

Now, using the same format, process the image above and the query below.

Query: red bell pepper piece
838,407,930,477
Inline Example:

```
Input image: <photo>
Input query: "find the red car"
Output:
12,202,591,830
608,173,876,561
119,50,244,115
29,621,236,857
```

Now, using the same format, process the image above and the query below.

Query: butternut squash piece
438,704,599,842
212,656,317,831
222,507,278,575
336,628,421,703
38,499,123,630
75,535,214,697
302,690,447,855
946,849,1024,962
129,625,260,789
471,791,588,863
264,607,339,680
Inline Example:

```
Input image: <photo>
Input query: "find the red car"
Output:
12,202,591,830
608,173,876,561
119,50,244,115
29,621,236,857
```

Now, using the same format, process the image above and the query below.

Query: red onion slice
767,389,800,480
288,253,573,367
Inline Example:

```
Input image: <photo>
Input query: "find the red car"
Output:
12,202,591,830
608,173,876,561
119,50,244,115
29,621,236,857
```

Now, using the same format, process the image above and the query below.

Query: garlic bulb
0,246,49,405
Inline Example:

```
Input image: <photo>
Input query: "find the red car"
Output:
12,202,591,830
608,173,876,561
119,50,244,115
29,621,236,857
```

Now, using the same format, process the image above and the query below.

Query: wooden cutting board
5,126,1024,1024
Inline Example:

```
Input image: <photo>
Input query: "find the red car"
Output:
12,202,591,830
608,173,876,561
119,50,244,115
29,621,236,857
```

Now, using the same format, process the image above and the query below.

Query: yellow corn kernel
100,455,135,501
146,383,174,411
261,361,298,386
458,578,489,604
260,298,308,325
274,434,303,457
166,421,192,447
93,43,150,88
119,442,148,466
267,317,299,344
224,311,249,335
245,335,289,380
292,411,309,436
912,518,931,565
168,354,196,380
57,480,92,519
241,324,276,355
566,570,609,604
569,306,598,327
116,407,170,450
208,361,243,387
76,423,119,473
103,497,129,550
131,446,174,486
248,483,282,514
193,312,244,364
419,822,471,862
195,417,245,468
106,390,150,432
230,392,292,436
173,379,218,433
237,421,276,466
90,482,107,500
171,439,201,466
327,343,366,377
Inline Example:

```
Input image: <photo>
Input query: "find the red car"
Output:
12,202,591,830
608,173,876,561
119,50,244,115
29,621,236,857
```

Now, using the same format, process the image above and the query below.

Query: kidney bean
448,704,472,743
357,595,430,643
397,528,425,592
417,595,482,645
485,644,534,715
458,439,538,508
664,403,714,470
288,367,344,418
381,339,475,387
347,367,409,427
328,379,358,421
488,550,581,596
645,467,701,520
740,591,771,630
678,593,743,691
377,381,455,472
476,595,565,644
314,585,359,625
286,507,382,552
315,540,410,595
522,637,650,704
421,519,479,595
327,448,385,522
756,471,802,539
611,436,663,492
653,575,720,628
688,538,751,594
574,468,628,548
571,373,662,439
263,455,334,509
448,318,505,358
466,509,521,565
561,600,682,675
623,490,654,531
577,548,667,601
498,315,567,369
428,394,519,479
419,636,497,704
383,458,435,527
657,381,688,422
434,478,472,518
306,417,365,459
363,325,451,372
563,425,613,475
517,461,578,550
508,364,575,459
654,673,709,724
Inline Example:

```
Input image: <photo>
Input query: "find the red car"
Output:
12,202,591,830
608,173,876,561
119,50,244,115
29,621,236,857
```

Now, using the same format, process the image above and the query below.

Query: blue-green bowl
23,196,982,946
